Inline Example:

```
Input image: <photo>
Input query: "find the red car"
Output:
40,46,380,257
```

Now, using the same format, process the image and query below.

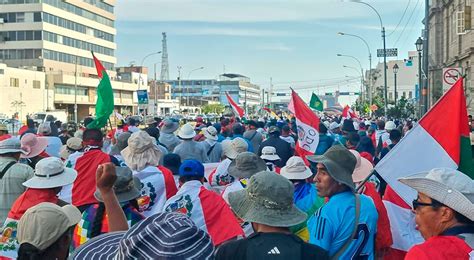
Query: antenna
160,32,169,81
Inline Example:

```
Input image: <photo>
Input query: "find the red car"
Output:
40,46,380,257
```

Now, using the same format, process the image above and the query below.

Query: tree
202,104,225,114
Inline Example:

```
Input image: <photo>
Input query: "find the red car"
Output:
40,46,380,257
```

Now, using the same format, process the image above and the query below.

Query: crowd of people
0,113,472,259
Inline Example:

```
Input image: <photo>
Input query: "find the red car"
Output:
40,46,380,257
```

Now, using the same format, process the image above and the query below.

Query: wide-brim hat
145,116,157,125
23,157,77,189
0,137,27,155
121,131,162,172
94,168,141,203
222,138,248,160
349,150,374,183
280,156,312,180
228,171,307,227
203,127,218,141
260,146,280,161
178,123,196,139
20,133,48,159
306,145,357,191
161,119,179,134
228,152,267,179
399,168,474,221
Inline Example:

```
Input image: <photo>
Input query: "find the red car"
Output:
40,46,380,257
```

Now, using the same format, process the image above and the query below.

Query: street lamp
343,65,364,100
186,67,205,106
338,54,364,102
415,37,423,117
393,63,399,110
138,51,161,115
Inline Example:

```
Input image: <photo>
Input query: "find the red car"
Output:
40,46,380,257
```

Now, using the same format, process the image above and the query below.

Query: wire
393,0,421,46
387,0,412,37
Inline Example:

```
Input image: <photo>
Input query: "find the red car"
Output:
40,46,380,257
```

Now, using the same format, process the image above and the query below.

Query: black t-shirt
215,232,329,260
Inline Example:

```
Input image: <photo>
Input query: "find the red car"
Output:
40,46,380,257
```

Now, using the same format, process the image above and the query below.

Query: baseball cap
179,159,204,178
17,202,81,250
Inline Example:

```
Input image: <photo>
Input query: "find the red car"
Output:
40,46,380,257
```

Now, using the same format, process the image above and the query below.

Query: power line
393,0,421,46
255,76,358,87
387,0,412,37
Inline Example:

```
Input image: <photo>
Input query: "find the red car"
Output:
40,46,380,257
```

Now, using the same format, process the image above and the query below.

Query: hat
178,123,196,139
94,167,141,203
349,150,374,183
196,117,204,123
364,120,371,126
160,119,179,134
70,212,214,259
353,121,360,131
110,132,131,155
329,122,340,131
268,126,280,134
228,171,307,227
145,116,157,125
163,153,181,175
385,121,396,131
0,137,26,155
121,131,162,172
203,126,218,141
260,146,281,161
228,152,267,179
306,145,357,191
179,159,204,178
0,124,7,131
222,138,248,159
37,123,51,135
341,119,356,132
20,133,48,159
60,137,83,159
18,202,81,251
247,120,258,128
399,168,474,221
280,156,313,180
23,157,77,189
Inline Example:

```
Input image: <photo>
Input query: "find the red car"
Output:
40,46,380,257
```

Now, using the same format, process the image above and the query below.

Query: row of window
0,12,41,23
43,49,114,70
0,49,42,60
8,77,41,89
113,90,133,99
0,0,38,3
83,0,114,13
54,85,88,96
43,31,114,56
42,0,114,27
0,30,42,41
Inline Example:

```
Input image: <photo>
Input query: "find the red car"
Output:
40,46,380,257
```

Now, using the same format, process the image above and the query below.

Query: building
427,0,474,112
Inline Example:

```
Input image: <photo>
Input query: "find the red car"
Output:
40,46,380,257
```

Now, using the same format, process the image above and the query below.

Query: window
10,78,19,87
456,11,467,35
0,69,4,74
409,91,413,99
33,80,40,89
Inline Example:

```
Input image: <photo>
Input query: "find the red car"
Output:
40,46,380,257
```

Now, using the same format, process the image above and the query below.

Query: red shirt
8,188,58,220
405,235,473,260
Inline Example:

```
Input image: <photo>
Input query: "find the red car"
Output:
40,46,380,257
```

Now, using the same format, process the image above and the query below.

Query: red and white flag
225,92,244,118
374,78,474,257
290,90,320,164
342,105,357,119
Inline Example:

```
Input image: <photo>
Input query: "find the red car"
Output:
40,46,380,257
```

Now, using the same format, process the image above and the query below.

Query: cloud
254,43,293,52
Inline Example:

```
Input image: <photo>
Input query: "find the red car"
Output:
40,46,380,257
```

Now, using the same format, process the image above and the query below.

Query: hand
96,163,117,193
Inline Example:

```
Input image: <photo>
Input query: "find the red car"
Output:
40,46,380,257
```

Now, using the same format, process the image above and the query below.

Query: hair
319,123,328,134
281,125,290,133
257,121,265,129
179,175,204,183
91,203,106,238
232,123,244,135
17,227,71,260
347,132,360,147
389,129,402,142
83,117,94,127
82,128,103,142
377,120,385,130
357,136,375,156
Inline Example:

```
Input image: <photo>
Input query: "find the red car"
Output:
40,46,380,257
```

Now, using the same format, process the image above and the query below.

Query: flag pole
355,169,377,193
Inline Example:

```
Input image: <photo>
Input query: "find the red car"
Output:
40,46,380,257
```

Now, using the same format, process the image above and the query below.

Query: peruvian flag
163,181,244,246
374,78,474,257
225,92,244,118
342,105,357,119
291,90,320,164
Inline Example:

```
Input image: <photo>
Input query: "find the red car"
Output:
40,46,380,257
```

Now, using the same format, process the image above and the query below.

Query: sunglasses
412,199,438,210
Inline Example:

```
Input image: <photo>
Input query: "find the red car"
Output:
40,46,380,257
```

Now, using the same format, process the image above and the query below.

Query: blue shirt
308,191,378,259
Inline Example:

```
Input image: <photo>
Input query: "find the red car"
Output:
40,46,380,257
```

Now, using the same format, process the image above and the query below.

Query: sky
114,0,425,104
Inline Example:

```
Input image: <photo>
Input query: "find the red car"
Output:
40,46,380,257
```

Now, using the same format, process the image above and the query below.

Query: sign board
276,93,289,96
377,48,398,57
137,90,149,104
442,67,462,91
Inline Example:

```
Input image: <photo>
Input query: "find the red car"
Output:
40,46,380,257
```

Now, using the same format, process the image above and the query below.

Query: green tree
202,104,225,114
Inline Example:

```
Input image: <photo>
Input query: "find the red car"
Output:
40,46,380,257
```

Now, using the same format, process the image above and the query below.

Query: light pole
393,63,399,111
349,0,387,117
186,67,204,107
338,54,364,101
415,37,423,117
177,66,182,112
138,51,161,115
337,32,372,105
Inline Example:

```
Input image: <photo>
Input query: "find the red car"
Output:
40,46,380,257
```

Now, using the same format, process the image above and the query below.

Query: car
187,113,197,120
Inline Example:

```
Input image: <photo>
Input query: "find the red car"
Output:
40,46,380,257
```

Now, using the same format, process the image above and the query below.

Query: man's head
389,129,402,144
82,128,103,147
281,125,291,136
27,119,35,128
178,159,205,185
83,117,94,127
268,126,280,137
232,123,244,135
376,120,385,130
346,132,360,149
37,123,52,136
247,120,258,130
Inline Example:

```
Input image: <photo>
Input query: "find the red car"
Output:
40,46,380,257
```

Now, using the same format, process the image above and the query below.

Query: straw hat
349,150,374,183
177,123,196,139
260,146,280,161
280,156,312,180
203,126,218,141
228,152,267,179
20,133,48,159
222,138,248,159
121,131,162,172
23,157,77,189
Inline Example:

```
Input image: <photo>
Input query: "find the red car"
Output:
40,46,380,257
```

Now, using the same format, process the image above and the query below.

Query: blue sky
114,0,424,103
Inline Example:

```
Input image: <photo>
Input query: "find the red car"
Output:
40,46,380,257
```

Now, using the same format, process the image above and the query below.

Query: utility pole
154,63,157,115
423,0,430,114
244,88,247,114
177,66,182,112
269,77,273,109
74,55,78,123
382,27,388,118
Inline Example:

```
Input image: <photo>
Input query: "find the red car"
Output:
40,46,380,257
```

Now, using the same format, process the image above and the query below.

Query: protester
280,124,296,149
199,126,223,163
258,126,293,167
159,119,180,152
231,123,253,152
217,170,329,259
0,124,11,141
37,122,62,158
375,119,390,148
380,129,402,159
208,137,248,188
307,145,378,258
109,132,131,163
127,117,140,133
316,122,334,155
163,153,181,185
19,133,49,168
59,137,82,162
19,119,36,138
213,123,225,142
143,116,160,142
173,123,209,163
164,159,244,246
243,120,263,152
0,138,34,223
58,127,72,145
260,146,281,172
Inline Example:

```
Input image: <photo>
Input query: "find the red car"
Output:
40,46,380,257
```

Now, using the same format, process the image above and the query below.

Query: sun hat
160,119,179,134
20,133,48,159
110,132,131,155
59,137,83,159
17,202,81,251
329,122,340,131
0,124,7,131
268,126,280,134
349,150,374,183
280,156,313,180
399,168,474,221
260,146,281,161
179,159,205,178
228,152,267,179
121,131,162,172
203,126,218,141
222,137,248,159
37,123,51,135
145,116,157,125
0,137,27,155
177,123,196,139
70,212,214,259
163,153,181,175
228,171,307,227
94,166,141,203
385,121,396,131
306,145,357,191
22,157,77,189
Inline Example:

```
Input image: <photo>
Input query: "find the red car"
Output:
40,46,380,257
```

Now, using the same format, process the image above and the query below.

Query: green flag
87,52,114,129
309,93,323,111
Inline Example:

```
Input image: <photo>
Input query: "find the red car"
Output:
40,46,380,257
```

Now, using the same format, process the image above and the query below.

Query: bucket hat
70,212,214,260
222,137,248,159
59,137,83,160
94,166,141,203
260,146,280,161
203,126,218,141
280,156,312,180
145,116,157,125
306,145,357,191
385,121,396,131
20,133,48,159
37,123,51,135
349,150,374,183
23,157,77,189
0,138,27,155
228,171,307,227
110,132,131,156
160,119,179,134
121,131,162,172
18,203,81,251
178,123,196,139
228,152,267,179
399,168,474,221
